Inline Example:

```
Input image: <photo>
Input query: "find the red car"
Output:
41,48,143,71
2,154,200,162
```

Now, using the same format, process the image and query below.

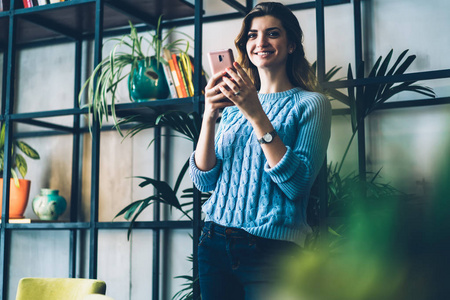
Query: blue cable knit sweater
189,87,331,245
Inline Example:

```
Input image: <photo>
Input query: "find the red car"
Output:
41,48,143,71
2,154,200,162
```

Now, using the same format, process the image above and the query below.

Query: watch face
264,133,273,143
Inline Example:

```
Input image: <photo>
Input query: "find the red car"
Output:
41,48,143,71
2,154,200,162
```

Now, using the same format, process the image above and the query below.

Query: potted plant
0,123,40,219
306,49,435,251
79,16,193,132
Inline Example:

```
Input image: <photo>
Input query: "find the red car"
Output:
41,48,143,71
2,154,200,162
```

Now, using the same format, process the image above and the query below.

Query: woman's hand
204,71,235,123
219,62,265,122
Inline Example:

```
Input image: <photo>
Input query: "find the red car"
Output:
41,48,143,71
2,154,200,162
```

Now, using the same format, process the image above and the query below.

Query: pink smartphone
207,49,235,76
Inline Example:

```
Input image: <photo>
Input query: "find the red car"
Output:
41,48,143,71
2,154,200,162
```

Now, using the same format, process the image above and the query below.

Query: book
37,0,49,5
171,53,188,98
0,0,10,11
162,50,178,99
168,58,183,98
187,54,208,95
179,53,195,97
0,218,31,223
178,59,191,97
162,62,178,99
22,0,34,8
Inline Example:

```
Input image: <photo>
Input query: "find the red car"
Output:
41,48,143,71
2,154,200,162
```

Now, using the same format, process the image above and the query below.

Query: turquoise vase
128,57,170,102
32,189,67,221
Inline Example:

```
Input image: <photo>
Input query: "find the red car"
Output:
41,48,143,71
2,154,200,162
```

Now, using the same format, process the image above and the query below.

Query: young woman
189,2,332,299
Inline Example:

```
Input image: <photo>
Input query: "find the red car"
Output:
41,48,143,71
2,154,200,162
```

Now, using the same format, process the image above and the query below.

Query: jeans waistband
204,222,252,238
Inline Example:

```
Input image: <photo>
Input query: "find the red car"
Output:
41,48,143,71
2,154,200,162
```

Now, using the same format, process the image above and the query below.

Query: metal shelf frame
0,0,448,299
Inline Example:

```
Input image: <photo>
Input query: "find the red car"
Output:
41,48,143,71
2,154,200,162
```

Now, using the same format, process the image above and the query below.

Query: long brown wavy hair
234,2,317,91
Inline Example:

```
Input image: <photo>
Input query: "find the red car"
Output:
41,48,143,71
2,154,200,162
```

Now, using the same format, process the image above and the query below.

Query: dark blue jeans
198,222,301,300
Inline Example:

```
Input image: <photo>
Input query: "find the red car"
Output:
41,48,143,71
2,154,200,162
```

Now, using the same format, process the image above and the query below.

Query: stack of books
162,49,201,99
22,0,67,9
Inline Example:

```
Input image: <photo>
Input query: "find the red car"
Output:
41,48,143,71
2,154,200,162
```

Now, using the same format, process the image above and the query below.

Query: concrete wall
0,0,449,299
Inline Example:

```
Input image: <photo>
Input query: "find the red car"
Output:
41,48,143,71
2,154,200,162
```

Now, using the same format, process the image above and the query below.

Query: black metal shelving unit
1,0,448,299
0,1,199,299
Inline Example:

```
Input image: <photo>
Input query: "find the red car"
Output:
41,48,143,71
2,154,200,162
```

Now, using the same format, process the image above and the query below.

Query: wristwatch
258,130,277,144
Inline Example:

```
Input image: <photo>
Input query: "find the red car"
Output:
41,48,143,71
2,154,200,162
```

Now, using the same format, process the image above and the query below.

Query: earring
289,49,293,54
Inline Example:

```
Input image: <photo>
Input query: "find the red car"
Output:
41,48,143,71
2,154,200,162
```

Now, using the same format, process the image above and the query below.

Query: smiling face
246,15,294,71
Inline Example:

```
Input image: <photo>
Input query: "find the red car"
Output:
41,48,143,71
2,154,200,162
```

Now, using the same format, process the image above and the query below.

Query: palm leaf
374,49,393,99
114,200,144,220
325,66,343,82
179,188,211,215
173,158,190,195
376,49,393,78
376,52,415,101
363,57,384,113
135,176,182,211
126,197,154,239
346,64,357,133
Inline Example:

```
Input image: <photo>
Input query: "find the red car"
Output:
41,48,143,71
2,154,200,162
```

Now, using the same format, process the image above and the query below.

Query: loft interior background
0,0,449,299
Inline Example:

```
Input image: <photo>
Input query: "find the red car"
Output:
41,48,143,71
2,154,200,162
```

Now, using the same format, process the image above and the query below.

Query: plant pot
0,178,31,219
32,188,67,221
128,57,170,102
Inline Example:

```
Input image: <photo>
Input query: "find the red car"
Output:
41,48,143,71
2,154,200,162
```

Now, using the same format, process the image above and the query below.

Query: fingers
222,76,241,95
218,83,241,101
205,71,227,89
233,62,250,79
206,83,221,96
205,77,234,108
226,62,252,85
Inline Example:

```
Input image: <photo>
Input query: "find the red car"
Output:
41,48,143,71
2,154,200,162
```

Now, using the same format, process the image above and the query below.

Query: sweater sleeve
264,93,331,201
189,151,222,192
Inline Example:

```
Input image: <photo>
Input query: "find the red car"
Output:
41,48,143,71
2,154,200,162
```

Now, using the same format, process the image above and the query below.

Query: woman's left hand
219,62,264,121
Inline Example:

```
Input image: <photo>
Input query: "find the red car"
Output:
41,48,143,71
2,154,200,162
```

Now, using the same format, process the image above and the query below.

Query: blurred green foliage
277,147,449,300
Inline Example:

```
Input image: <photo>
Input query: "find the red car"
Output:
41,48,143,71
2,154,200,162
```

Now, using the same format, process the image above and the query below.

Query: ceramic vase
128,57,170,101
32,189,67,221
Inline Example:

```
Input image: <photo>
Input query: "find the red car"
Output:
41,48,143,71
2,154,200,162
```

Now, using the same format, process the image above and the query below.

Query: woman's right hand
195,72,233,171
204,71,235,122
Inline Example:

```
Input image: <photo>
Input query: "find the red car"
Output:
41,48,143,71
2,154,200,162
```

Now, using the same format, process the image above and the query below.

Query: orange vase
0,178,31,219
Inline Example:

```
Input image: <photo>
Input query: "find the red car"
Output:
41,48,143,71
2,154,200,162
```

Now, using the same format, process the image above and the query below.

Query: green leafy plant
114,111,209,237
0,124,40,186
312,61,348,103
307,49,435,251
78,16,192,133
337,49,435,173
278,148,450,300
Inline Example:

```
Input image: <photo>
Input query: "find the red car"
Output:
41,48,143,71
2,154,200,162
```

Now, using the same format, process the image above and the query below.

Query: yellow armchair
15,277,106,300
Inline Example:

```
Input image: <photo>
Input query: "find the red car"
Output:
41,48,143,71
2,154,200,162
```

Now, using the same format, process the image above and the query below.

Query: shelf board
96,220,193,230
8,0,195,46
113,97,196,118
5,221,90,230
4,220,193,230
